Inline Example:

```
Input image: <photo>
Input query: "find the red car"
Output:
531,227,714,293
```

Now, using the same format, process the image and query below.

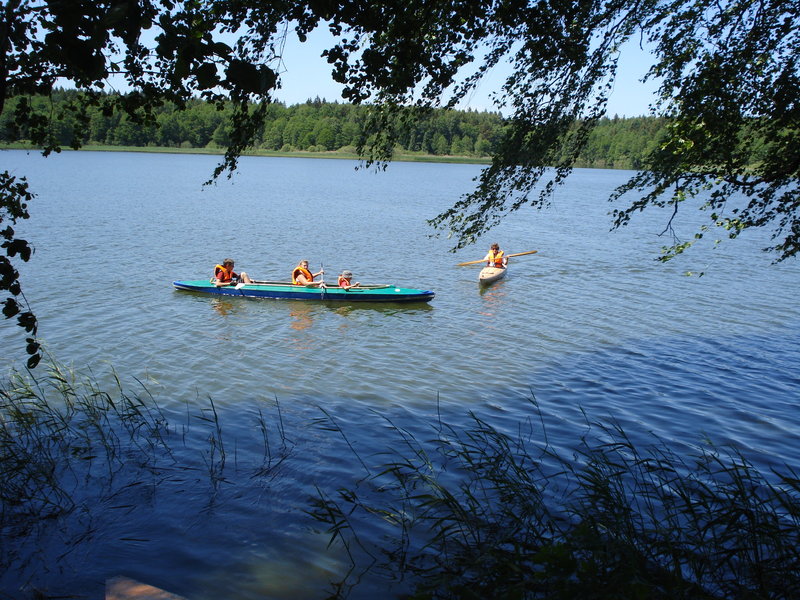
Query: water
1,149,799,598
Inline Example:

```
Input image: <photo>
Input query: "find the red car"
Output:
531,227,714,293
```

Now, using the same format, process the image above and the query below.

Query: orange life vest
488,250,505,268
292,266,313,285
214,264,235,283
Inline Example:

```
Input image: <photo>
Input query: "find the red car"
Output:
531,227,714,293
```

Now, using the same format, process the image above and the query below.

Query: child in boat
483,243,508,268
213,258,252,287
337,270,360,289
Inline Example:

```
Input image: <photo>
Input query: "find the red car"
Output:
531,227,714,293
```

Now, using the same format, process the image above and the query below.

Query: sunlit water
1,149,799,598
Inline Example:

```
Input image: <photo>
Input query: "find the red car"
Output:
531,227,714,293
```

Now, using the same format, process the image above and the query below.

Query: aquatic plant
308,402,800,599
0,362,166,517
0,360,292,593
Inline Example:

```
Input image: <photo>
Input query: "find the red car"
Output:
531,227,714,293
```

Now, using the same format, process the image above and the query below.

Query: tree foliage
307,0,799,260
0,170,38,367
0,0,292,366
3,92,679,168
2,90,510,157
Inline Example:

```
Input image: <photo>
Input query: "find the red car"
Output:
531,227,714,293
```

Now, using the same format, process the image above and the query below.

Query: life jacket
292,266,313,285
338,276,351,287
488,250,504,268
214,264,235,283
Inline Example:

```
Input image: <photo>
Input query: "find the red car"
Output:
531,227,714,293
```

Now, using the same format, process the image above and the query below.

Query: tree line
1,90,668,170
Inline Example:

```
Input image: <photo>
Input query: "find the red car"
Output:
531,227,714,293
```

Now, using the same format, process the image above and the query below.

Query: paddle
457,250,538,267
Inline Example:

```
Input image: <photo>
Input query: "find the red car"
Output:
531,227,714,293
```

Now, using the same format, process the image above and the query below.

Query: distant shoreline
1,142,492,166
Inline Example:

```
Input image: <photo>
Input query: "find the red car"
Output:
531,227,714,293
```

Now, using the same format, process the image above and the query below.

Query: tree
310,0,799,260
0,0,289,366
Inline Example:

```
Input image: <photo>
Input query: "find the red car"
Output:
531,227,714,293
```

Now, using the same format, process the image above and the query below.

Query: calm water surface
2,150,799,598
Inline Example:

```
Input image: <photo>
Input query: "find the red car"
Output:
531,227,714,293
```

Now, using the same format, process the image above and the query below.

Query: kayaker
337,270,360,290
292,260,325,287
213,258,252,287
483,243,508,268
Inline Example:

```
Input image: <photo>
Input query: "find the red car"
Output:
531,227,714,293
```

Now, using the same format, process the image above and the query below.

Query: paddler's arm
297,273,325,287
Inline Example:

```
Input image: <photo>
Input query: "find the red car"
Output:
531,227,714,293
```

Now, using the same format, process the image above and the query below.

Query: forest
1,90,668,170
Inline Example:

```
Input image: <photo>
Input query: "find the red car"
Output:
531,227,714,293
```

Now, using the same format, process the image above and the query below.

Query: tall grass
0,360,292,592
308,403,800,599
0,361,169,520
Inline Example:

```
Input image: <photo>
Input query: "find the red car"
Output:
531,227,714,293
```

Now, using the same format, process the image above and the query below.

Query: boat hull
479,267,507,285
173,280,435,303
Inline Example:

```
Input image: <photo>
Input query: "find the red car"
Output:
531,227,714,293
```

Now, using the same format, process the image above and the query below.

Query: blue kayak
173,279,435,303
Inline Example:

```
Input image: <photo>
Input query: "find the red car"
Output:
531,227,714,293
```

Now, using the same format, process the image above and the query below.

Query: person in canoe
213,258,252,287
337,270,360,290
484,243,508,268
292,259,326,287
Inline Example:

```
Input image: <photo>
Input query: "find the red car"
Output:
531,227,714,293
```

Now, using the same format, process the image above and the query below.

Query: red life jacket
338,276,351,287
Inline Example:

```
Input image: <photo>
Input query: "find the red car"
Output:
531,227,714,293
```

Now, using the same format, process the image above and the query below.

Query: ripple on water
3,152,800,599
527,330,800,474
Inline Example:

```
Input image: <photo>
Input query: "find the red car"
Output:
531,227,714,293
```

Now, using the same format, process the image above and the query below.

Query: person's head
299,259,309,269
490,243,499,252
341,270,353,279
223,258,234,267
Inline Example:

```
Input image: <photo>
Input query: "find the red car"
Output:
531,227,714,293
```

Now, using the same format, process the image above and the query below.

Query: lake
1,149,799,599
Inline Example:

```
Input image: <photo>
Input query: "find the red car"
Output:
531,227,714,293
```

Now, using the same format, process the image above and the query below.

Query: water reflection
210,298,238,317
478,284,508,319
478,279,506,296
330,302,435,316
289,302,315,331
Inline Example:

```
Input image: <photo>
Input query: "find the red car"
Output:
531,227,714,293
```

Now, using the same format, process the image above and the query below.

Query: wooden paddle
457,250,538,267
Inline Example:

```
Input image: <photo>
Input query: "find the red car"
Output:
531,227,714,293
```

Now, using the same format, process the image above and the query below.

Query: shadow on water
175,288,435,314
2,325,798,599
324,300,435,315
523,326,800,473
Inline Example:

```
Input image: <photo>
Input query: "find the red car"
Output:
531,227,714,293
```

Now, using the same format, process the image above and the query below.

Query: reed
308,402,800,599
1,361,166,518
1,359,292,588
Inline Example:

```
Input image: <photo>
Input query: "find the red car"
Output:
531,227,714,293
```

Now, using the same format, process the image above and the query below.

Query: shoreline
1,142,492,166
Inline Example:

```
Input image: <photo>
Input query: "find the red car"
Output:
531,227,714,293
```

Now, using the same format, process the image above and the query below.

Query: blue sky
272,29,661,117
